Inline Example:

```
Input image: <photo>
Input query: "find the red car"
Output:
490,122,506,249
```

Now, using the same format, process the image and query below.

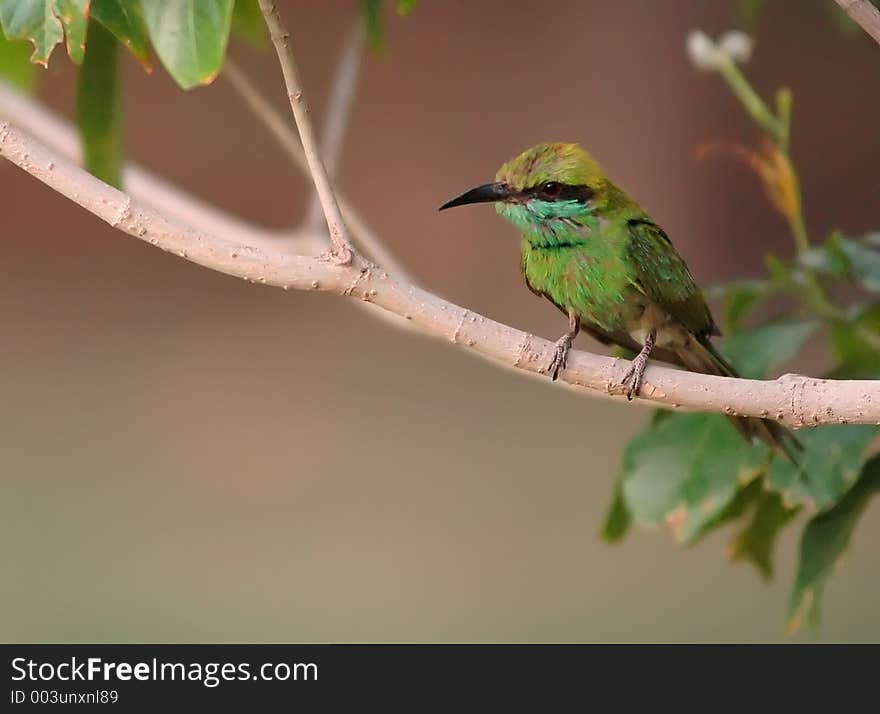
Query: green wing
625,218,719,338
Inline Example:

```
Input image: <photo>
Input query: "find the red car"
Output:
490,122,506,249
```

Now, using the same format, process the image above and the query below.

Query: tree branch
2,120,878,427
0,72,408,279
836,0,880,46
258,0,352,262
304,20,364,234
0,76,412,335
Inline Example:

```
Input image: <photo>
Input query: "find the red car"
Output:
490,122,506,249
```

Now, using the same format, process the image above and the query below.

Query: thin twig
222,59,410,279
223,58,311,178
836,0,880,46
258,0,353,263
3,121,879,427
304,20,364,233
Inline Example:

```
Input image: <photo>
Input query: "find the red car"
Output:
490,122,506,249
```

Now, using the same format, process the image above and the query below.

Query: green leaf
680,477,798,574
76,21,122,187
800,231,850,278
831,303,880,378
667,475,765,550
721,280,770,333
0,23,38,89
649,408,673,428
805,232,880,294
143,0,234,89
837,235,880,293
723,319,818,379
768,424,878,510
787,455,880,633
729,487,799,580
765,253,798,290
619,413,768,545
231,0,264,46
57,0,87,63
360,0,383,50
360,0,417,49
0,0,88,65
600,478,632,542
91,0,151,69
0,0,64,66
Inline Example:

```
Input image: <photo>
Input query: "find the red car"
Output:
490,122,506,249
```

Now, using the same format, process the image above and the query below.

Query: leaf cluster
607,42,880,631
0,0,415,185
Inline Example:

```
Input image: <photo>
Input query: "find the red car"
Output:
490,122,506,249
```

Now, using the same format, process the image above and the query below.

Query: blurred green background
2,0,879,642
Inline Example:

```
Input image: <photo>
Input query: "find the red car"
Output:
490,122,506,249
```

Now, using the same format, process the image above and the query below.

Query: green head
439,142,613,238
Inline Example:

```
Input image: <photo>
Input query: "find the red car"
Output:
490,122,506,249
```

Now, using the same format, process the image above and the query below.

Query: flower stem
718,57,785,145
775,87,793,154
789,210,811,256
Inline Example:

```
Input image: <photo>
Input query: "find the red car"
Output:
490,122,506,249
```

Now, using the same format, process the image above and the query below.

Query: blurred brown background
2,0,879,642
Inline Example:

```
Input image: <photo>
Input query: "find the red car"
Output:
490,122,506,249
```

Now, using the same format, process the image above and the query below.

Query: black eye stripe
524,183,594,203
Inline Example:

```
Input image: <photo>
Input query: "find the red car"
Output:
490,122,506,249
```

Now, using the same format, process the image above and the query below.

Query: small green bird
440,142,798,457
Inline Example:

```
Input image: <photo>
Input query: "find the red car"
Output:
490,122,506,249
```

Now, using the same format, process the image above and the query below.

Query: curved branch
2,121,878,427
0,75,410,279
835,0,880,46
0,78,415,335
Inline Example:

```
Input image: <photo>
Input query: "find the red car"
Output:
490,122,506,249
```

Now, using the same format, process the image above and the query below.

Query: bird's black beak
439,182,510,211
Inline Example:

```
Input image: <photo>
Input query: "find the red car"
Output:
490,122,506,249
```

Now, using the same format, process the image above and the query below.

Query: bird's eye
542,182,562,198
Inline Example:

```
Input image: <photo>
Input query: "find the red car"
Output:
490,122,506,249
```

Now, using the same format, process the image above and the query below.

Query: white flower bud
719,30,753,63
687,30,722,71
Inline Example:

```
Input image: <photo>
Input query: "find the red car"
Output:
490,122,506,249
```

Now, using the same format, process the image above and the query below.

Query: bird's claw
548,336,572,381
620,358,647,401
619,368,639,401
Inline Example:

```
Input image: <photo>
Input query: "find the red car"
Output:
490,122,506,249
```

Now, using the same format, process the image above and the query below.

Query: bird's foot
620,353,649,401
548,335,572,381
